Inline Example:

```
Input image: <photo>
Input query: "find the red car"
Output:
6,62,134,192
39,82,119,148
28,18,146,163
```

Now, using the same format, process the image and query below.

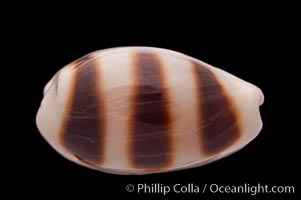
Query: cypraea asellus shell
36,47,264,175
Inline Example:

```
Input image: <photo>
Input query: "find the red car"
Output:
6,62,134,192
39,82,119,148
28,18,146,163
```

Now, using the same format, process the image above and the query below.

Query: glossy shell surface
36,47,264,175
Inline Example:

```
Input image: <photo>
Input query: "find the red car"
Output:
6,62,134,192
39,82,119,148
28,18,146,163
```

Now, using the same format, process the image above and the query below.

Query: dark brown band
192,61,240,156
130,52,172,169
61,59,105,164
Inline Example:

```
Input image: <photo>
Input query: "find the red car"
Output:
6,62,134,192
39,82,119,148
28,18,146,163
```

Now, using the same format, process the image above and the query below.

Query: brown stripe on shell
192,61,241,156
60,58,105,164
50,53,95,96
130,52,173,169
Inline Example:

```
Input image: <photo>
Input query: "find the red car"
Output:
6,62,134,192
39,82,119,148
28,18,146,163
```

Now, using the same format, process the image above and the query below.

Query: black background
8,6,299,200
